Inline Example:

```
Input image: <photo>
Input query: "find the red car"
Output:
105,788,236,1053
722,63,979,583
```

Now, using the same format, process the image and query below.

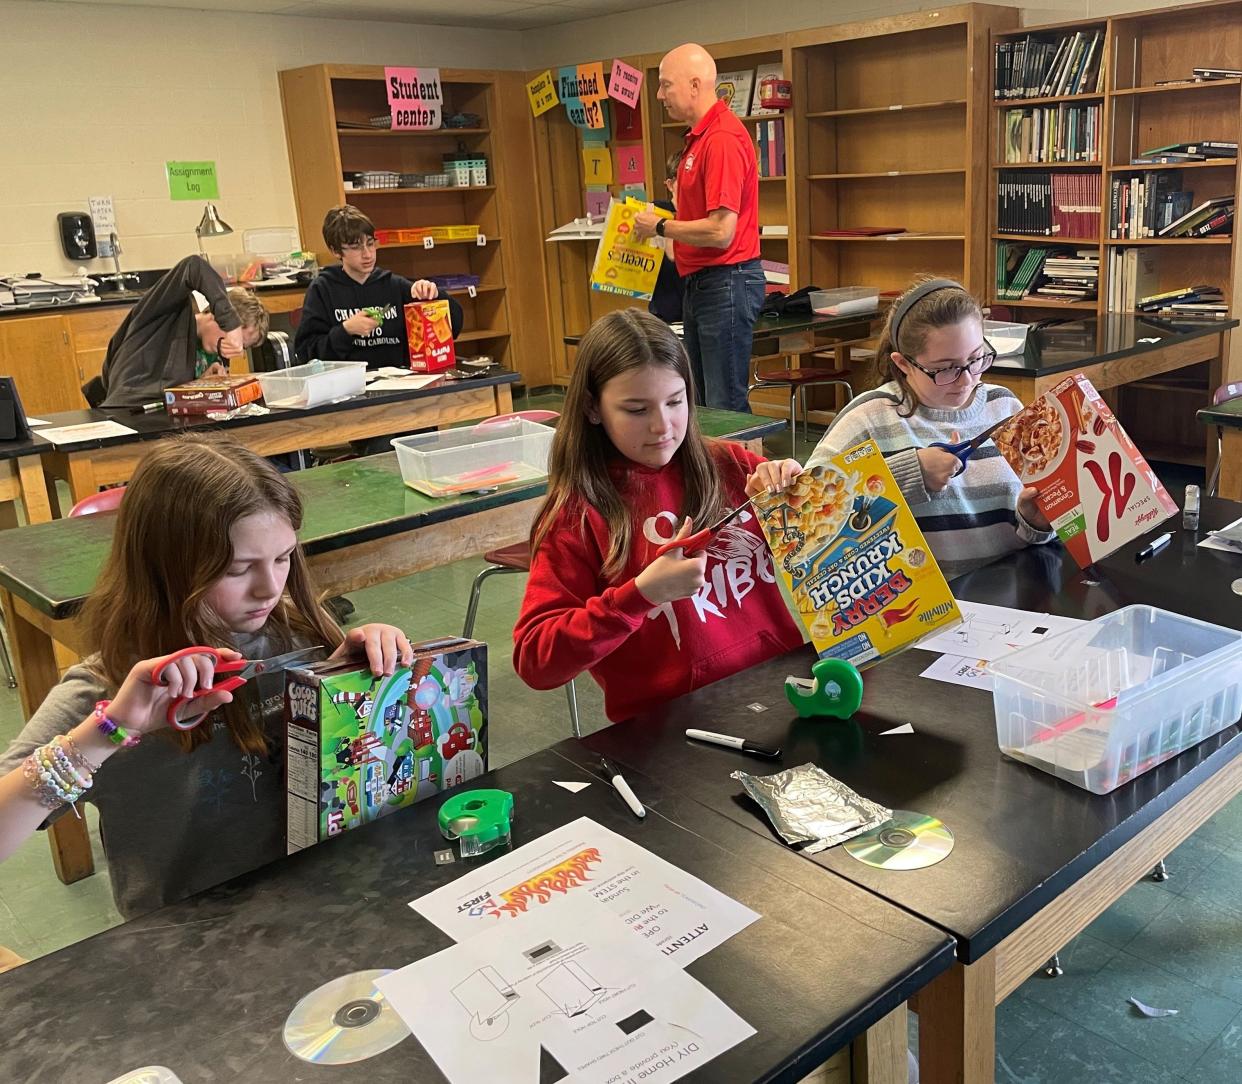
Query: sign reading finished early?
385,66,443,130
166,161,219,201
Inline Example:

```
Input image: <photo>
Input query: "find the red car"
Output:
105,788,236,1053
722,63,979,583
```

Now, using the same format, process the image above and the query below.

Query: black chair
82,375,105,409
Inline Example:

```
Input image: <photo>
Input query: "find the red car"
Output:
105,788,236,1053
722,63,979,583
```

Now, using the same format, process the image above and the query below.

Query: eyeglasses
341,238,378,253
904,344,997,386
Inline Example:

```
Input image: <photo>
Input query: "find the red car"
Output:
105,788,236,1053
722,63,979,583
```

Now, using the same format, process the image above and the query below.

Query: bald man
634,43,764,413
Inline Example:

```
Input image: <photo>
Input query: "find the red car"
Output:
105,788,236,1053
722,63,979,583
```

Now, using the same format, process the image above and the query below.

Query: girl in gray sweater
808,278,1053,580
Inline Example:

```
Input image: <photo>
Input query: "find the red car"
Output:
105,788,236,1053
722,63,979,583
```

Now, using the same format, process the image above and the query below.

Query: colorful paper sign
615,144,644,185
576,61,606,101
589,197,672,300
614,100,642,142
526,70,559,117
585,188,611,220
582,146,613,185
385,66,442,130
608,59,643,108
166,161,218,201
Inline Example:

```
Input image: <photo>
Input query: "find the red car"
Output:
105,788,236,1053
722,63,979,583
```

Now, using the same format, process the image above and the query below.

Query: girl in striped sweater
807,277,1054,580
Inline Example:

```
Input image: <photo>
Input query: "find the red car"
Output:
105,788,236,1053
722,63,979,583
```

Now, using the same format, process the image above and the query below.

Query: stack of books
997,171,1100,238
761,259,789,295
994,30,1105,99
1158,195,1235,238
996,243,1048,300
756,120,786,177
1108,172,1195,238
1002,103,1100,163
1034,249,1099,300
1137,283,1226,317
1130,140,1237,165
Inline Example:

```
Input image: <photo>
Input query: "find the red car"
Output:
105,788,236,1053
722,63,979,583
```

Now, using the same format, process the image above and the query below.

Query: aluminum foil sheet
732,763,891,854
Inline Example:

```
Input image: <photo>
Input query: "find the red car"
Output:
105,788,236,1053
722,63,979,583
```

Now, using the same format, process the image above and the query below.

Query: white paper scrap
25,417,48,426
367,374,445,391
411,816,758,966
379,893,754,1084
1128,997,1179,1018
35,420,138,446
1199,515,1242,554
553,781,591,793
920,653,993,692
880,723,915,735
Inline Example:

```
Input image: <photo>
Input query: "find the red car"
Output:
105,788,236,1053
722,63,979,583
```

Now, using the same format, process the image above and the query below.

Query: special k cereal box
404,299,456,372
993,374,1176,566
754,439,960,667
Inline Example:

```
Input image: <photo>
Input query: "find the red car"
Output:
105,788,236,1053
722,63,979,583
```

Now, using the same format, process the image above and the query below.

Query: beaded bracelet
94,700,140,748
23,743,90,816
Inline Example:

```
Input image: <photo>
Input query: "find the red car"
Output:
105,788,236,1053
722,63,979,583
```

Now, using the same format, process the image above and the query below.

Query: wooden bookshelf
278,64,550,381
791,5,1015,309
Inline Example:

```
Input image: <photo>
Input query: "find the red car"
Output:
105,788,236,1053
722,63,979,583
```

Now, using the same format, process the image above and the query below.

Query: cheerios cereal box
754,439,960,667
993,374,1176,567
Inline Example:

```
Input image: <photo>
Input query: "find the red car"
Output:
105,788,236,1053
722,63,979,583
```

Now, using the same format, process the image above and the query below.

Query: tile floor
1,402,1239,1082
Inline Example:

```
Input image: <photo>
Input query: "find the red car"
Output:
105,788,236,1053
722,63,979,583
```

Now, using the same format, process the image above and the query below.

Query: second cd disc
844,810,954,870
283,969,410,1065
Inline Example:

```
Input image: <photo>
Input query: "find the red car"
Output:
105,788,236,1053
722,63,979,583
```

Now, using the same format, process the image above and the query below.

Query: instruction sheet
380,892,753,1083
913,601,1084,691
411,816,758,966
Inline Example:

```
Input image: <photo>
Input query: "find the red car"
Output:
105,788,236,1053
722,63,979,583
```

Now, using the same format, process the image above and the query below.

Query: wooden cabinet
66,307,128,389
0,314,83,415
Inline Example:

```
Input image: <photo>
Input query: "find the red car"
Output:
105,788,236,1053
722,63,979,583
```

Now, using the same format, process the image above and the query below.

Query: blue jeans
682,259,765,413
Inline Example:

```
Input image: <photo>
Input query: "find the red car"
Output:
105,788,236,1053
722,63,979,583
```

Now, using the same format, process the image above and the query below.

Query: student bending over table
0,434,410,919
97,256,269,409
513,309,805,722
807,276,1054,579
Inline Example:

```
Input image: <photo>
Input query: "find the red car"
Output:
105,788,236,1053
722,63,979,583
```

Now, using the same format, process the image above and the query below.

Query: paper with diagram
410,816,758,966
379,892,753,1083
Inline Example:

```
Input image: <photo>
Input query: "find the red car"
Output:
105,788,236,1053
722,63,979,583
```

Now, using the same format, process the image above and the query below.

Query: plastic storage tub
810,287,880,316
983,319,1030,356
255,361,367,409
990,605,1242,794
392,416,554,498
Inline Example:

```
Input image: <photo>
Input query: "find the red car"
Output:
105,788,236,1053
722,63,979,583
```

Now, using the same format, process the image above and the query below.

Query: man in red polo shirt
634,43,764,413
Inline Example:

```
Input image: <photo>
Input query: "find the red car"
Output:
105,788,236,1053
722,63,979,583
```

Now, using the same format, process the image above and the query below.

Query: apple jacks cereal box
993,374,1176,567
285,637,486,853
754,440,960,666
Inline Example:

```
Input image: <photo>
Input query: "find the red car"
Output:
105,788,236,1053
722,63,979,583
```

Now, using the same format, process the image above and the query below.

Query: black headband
890,278,965,354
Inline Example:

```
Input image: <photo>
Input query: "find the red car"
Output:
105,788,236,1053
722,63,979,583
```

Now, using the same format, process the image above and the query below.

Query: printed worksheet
380,893,754,1084
35,420,137,446
411,817,758,966
913,601,1084,663
918,653,994,691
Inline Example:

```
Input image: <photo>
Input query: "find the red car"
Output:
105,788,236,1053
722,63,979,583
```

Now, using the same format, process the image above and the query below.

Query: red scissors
653,494,763,559
149,645,322,729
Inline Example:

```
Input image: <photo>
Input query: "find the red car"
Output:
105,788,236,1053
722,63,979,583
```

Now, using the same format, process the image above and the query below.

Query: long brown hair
81,434,342,754
879,276,983,416
531,309,724,580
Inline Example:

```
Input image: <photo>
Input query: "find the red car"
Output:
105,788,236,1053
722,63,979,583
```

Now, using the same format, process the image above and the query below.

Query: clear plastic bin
254,361,367,409
810,287,880,316
990,605,1242,794
392,417,553,498
983,319,1030,356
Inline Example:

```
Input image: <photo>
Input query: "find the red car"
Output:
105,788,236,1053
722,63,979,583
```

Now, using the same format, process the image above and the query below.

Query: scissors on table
930,418,1009,478
149,645,322,729
653,494,764,559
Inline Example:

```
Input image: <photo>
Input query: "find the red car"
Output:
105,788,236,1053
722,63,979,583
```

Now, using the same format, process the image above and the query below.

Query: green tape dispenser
785,657,864,719
438,789,515,858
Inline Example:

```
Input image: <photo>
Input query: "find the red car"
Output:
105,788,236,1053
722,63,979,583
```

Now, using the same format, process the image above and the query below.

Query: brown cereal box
404,299,456,373
754,439,960,667
993,374,1176,567
163,373,263,416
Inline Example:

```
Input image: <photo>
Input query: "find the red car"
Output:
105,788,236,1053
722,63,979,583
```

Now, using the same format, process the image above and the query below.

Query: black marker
600,758,645,818
1136,532,1172,562
685,728,781,758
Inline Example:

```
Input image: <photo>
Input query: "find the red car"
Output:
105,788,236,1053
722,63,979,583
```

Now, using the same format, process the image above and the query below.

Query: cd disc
844,810,954,870
283,969,410,1065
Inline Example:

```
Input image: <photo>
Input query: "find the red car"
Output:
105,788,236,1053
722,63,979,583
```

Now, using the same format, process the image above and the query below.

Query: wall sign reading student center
166,160,220,201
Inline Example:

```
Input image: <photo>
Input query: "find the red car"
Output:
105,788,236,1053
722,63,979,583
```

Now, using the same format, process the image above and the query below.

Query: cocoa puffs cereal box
404,299,456,372
754,439,960,667
993,374,1176,567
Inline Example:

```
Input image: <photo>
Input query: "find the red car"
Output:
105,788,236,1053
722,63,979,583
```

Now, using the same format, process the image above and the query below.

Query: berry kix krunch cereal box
993,374,1176,567
754,440,960,666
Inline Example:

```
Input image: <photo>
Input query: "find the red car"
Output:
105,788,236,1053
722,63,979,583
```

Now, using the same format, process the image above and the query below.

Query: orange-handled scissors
149,645,322,729
653,494,762,559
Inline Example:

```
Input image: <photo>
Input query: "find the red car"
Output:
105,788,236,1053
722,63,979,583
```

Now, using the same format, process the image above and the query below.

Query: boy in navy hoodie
295,205,462,368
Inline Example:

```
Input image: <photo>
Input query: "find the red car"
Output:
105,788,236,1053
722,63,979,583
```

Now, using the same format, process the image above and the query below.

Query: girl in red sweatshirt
513,309,806,722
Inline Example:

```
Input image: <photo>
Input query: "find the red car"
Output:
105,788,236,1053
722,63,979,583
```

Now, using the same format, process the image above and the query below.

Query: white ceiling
37,0,683,30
